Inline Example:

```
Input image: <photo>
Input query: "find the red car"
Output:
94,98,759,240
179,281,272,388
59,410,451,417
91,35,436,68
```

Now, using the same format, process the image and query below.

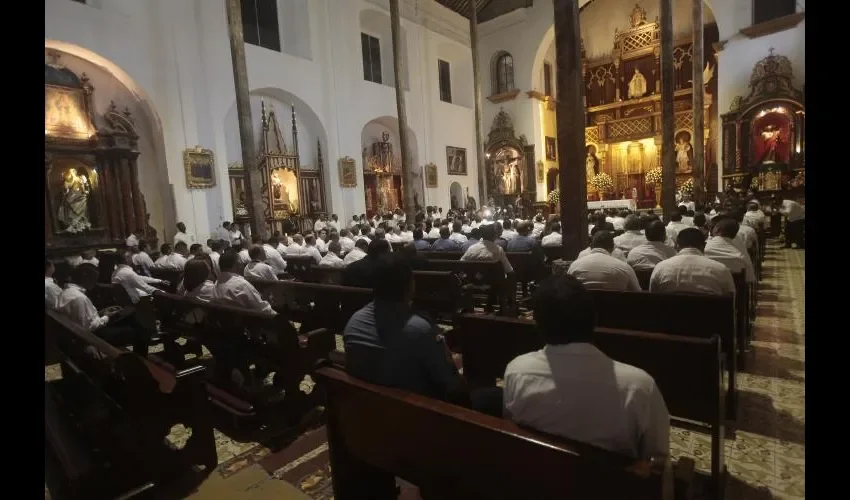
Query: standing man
174,222,195,247
779,198,805,249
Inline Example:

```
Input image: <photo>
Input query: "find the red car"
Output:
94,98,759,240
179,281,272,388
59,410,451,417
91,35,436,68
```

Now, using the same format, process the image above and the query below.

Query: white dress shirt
230,230,243,245
531,222,545,238
244,261,279,281
743,210,766,228
315,238,328,253
237,248,251,265
780,200,805,221
263,244,288,273
132,251,155,275
504,343,670,459
318,252,345,269
626,242,677,270
154,253,187,271
285,244,308,257
649,248,735,295
45,277,62,309
704,236,755,283
736,224,758,251
185,280,216,302
681,216,694,227
56,284,109,330
399,231,414,243
577,246,627,262
449,232,468,245
314,220,327,232
343,247,367,265
173,231,195,247
304,245,323,264
460,240,513,274
125,234,139,248
329,220,341,232
501,229,518,241
112,264,162,304
208,251,221,275
611,216,626,231
81,257,100,267
427,228,441,239
568,248,641,291
541,232,562,247
613,230,647,257
214,272,276,316
339,237,356,254
665,221,689,243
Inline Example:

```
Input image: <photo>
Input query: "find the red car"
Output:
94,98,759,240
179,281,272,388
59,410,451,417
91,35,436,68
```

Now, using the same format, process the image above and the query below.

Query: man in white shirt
315,231,329,253
399,225,414,243
319,241,345,269
112,251,165,303
448,221,468,245
503,274,670,459
229,223,244,246
348,215,360,230
742,202,766,229
735,211,758,252
236,243,251,266
531,215,546,238
343,239,369,265
303,235,324,264
500,219,518,241
57,263,151,356
262,236,288,274
704,217,755,283
460,224,513,274
215,252,276,316
780,198,805,249
426,222,441,239
132,241,156,276
45,260,62,309
665,211,689,244
314,216,327,233
125,230,142,248
626,220,677,270
339,229,356,254
568,231,641,291
613,215,647,257
329,214,341,232
208,240,222,276
285,234,308,256
217,221,233,243
244,246,279,281
650,228,735,295
385,226,402,244
611,211,627,231
541,222,563,247
80,250,99,267
173,222,195,247
153,243,188,271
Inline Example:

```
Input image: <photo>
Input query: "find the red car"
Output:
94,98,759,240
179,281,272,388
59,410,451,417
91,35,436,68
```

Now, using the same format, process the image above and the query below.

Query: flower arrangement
62,218,91,234
645,167,663,185
547,189,560,205
590,173,614,192
679,177,694,196
789,170,805,188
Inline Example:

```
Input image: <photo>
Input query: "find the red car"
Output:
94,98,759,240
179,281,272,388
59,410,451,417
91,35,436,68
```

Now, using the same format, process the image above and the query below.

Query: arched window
493,52,515,95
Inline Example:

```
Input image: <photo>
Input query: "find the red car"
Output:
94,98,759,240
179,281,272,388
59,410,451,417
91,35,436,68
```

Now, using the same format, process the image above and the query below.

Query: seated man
412,228,431,251
215,251,276,316
263,236,289,274
132,240,155,276
665,211,689,243
179,259,216,301
704,217,755,283
339,229,356,254
743,201,766,229
541,222,562,248
400,243,428,270
343,240,391,288
112,251,166,303
733,210,758,252
626,220,677,271
577,226,627,262
503,274,670,459
506,221,539,252
430,226,461,252
650,228,735,295
343,238,369,266
613,215,647,257
319,241,345,269
568,231,641,291
303,235,324,264
460,224,513,274
154,243,187,270
244,246,279,281
448,221,468,245
56,263,151,356
45,260,62,309
461,227,481,252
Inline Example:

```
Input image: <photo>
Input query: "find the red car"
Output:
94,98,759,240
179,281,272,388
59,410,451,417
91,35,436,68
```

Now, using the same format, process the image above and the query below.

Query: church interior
45,0,805,498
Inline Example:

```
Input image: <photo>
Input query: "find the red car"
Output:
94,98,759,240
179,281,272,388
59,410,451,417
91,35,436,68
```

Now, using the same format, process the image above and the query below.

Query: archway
45,40,174,242
449,182,463,209
360,117,420,217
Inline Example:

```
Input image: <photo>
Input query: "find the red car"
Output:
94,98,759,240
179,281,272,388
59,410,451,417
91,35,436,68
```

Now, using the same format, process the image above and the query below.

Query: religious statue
628,68,647,99
631,186,638,200
272,171,282,201
760,125,782,164
235,192,249,217
585,146,600,180
675,137,694,172
509,163,521,194
58,168,91,232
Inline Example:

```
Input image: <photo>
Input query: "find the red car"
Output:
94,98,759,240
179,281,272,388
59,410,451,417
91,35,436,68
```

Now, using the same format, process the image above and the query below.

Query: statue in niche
628,68,648,99
675,131,694,172
58,167,92,233
760,125,782,164
585,145,600,180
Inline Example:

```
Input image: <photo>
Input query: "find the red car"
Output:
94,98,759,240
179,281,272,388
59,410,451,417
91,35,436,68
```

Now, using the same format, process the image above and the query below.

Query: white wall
46,0,479,240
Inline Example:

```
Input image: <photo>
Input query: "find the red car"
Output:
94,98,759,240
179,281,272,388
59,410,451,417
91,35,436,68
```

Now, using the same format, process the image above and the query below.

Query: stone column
691,0,705,206
225,0,266,236
470,1,487,204
389,0,416,219
659,0,676,217
554,0,586,259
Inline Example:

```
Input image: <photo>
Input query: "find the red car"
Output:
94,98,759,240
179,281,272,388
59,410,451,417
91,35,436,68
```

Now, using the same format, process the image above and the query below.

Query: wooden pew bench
45,309,216,498
421,250,464,261
506,251,546,297
454,314,725,493
314,363,676,500
426,259,516,316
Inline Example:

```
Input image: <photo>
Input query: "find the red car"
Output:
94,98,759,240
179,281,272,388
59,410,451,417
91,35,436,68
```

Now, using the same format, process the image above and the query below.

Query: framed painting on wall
184,146,216,189
446,146,467,175
425,163,438,188
545,137,557,161
339,156,357,188
536,160,545,184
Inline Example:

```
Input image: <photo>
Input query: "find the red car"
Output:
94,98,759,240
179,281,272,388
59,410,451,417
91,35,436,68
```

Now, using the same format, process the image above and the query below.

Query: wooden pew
284,255,315,281
410,270,473,320
314,363,674,500
588,289,738,423
312,266,344,285
454,314,725,492
634,268,653,291
390,242,405,253
149,268,183,293
506,251,546,297
150,292,334,425
426,259,516,316
45,309,216,497
421,250,464,260
542,245,564,264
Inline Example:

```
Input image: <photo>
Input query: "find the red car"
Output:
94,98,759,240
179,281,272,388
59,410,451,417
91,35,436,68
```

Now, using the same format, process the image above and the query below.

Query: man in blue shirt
506,221,539,252
412,228,431,250
460,227,481,252
429,226,461,251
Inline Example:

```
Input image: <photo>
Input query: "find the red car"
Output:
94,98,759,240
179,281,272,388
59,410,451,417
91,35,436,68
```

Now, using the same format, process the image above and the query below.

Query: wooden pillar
470,1,487,204
554,0,586,259
659,0,676,217
128,157,146,232
691,0,705,206
226,0,266,236
389,0,416,219
117,159,136,234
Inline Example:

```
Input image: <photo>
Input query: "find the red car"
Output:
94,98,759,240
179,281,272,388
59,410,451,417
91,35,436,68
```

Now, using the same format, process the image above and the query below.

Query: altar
587,199,637,212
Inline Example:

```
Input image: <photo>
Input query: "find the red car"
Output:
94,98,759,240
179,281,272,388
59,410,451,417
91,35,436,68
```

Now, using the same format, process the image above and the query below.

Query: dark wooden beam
470,0,487,204
691,0,705,207
390,0,416,218
659,0,676,218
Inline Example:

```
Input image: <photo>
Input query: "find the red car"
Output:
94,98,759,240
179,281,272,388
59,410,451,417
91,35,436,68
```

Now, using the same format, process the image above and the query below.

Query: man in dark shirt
430,226,461,252
412,228,431,251
342,239,391,289
506,221,540,252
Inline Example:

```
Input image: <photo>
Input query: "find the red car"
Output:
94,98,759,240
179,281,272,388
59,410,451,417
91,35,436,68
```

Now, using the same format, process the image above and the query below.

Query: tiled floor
46,242,804,499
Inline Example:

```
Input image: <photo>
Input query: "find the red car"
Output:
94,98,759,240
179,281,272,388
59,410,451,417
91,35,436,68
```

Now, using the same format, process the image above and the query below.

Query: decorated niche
721,49,804,196
362,130,404,217
484,109,535,211
45,50,156,254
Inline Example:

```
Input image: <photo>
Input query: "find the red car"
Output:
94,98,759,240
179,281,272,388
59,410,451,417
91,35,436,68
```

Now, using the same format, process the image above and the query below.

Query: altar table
587,199,637,211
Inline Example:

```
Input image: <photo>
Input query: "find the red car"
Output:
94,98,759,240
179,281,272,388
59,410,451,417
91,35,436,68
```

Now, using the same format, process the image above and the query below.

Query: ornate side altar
580,4,718,207
45,51,156,256
484,110,535,214
252,102,327,234
362,132,404,217
720,49,805,199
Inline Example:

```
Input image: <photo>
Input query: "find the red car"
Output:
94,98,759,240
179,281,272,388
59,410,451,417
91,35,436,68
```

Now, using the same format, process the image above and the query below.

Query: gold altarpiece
577,4,719,206
45,52,157,256
362,131,404,217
